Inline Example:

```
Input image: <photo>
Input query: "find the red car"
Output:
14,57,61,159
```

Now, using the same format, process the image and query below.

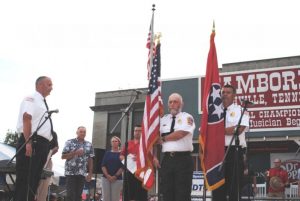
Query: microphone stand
203,180,207,201
7,112,54,201
110,92,140,201
295,146,300,157
218,102,250,201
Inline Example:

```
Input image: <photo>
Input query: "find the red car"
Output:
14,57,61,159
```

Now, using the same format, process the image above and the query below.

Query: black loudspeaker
93,148,106,174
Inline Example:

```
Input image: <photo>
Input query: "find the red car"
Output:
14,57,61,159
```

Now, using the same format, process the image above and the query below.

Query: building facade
90,55,300,186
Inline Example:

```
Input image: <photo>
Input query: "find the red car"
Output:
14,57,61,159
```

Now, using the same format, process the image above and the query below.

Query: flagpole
149,4,155,74
154,32,162,201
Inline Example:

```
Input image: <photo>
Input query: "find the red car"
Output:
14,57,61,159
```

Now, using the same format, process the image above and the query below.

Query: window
106,112,122,148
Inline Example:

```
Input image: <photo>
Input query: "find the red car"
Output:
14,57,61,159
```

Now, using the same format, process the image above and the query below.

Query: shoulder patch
25,97,34,102
187,117,193,125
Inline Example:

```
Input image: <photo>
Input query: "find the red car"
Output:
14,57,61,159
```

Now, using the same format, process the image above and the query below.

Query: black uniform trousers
212,146,244,201
124,171,148,201
15,134,49,201
161,152,193,201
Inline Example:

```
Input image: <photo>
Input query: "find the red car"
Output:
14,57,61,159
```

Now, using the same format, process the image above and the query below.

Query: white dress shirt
224,103,249,148
160,112,195,152
17,91,52,141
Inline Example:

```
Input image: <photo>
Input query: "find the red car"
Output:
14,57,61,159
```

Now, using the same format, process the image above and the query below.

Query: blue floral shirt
62,138,94,176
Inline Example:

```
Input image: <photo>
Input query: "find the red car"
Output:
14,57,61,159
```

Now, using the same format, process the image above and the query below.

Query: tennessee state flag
199,27,225,191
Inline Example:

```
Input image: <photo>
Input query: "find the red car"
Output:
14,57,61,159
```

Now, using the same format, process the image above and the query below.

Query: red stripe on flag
136,43,162,190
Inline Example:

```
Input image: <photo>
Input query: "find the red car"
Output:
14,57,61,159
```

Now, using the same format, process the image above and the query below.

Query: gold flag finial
212,20,215,32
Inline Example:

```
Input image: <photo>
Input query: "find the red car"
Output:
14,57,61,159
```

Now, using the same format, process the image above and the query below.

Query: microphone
47,109,59,114
241,99,254,105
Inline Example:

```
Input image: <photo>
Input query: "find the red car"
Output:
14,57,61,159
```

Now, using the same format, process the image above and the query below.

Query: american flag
136,42,162,190
146,14,155,80
199,29,225,191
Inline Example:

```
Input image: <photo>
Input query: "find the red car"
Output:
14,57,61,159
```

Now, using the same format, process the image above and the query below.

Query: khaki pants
36,159,53,201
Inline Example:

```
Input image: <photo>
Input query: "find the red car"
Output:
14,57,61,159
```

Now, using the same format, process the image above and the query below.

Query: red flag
199,29,225,191
136,42,162,190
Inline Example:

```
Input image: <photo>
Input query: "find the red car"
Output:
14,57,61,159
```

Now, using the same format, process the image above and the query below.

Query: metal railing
147,194,300,201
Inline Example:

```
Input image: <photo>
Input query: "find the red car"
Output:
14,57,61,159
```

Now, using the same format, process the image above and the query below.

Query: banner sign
191,171,211,201
200,65,300,131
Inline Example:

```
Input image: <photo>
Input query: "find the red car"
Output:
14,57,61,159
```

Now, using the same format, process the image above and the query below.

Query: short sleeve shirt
101,151,123,180
16,92,52,141
224,103,249,148
120,140,139,156
160,112,195,152
62,138,94,176
268,167,288,192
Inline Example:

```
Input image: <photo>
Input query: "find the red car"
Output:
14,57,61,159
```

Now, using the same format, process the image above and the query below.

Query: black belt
35,135,50,143
164,151,191,157
225,146,246,153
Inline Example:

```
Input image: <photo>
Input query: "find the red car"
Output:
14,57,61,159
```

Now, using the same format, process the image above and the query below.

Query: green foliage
4,130,19,147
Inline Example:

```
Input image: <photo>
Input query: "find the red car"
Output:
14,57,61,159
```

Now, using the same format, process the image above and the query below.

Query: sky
0,0,300,167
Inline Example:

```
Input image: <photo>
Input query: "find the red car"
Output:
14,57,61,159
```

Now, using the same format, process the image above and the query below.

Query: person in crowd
36,131,59,201
61,126,94,201
15,76,54,201
212,84,250,201
156,93,195,201
101,136,123,201
266,158,288,198
120,125,148,201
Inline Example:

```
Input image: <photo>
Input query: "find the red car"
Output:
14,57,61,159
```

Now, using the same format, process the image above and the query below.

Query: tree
4,129,19,147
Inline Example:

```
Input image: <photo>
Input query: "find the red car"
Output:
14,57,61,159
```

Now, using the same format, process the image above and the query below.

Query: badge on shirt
230,112,235,117
177,118,182,125
187,117,193,125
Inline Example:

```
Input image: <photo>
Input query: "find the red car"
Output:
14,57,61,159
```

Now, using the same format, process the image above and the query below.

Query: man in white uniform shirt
158,93,195,201
15,76,53,201
212,84,249,201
